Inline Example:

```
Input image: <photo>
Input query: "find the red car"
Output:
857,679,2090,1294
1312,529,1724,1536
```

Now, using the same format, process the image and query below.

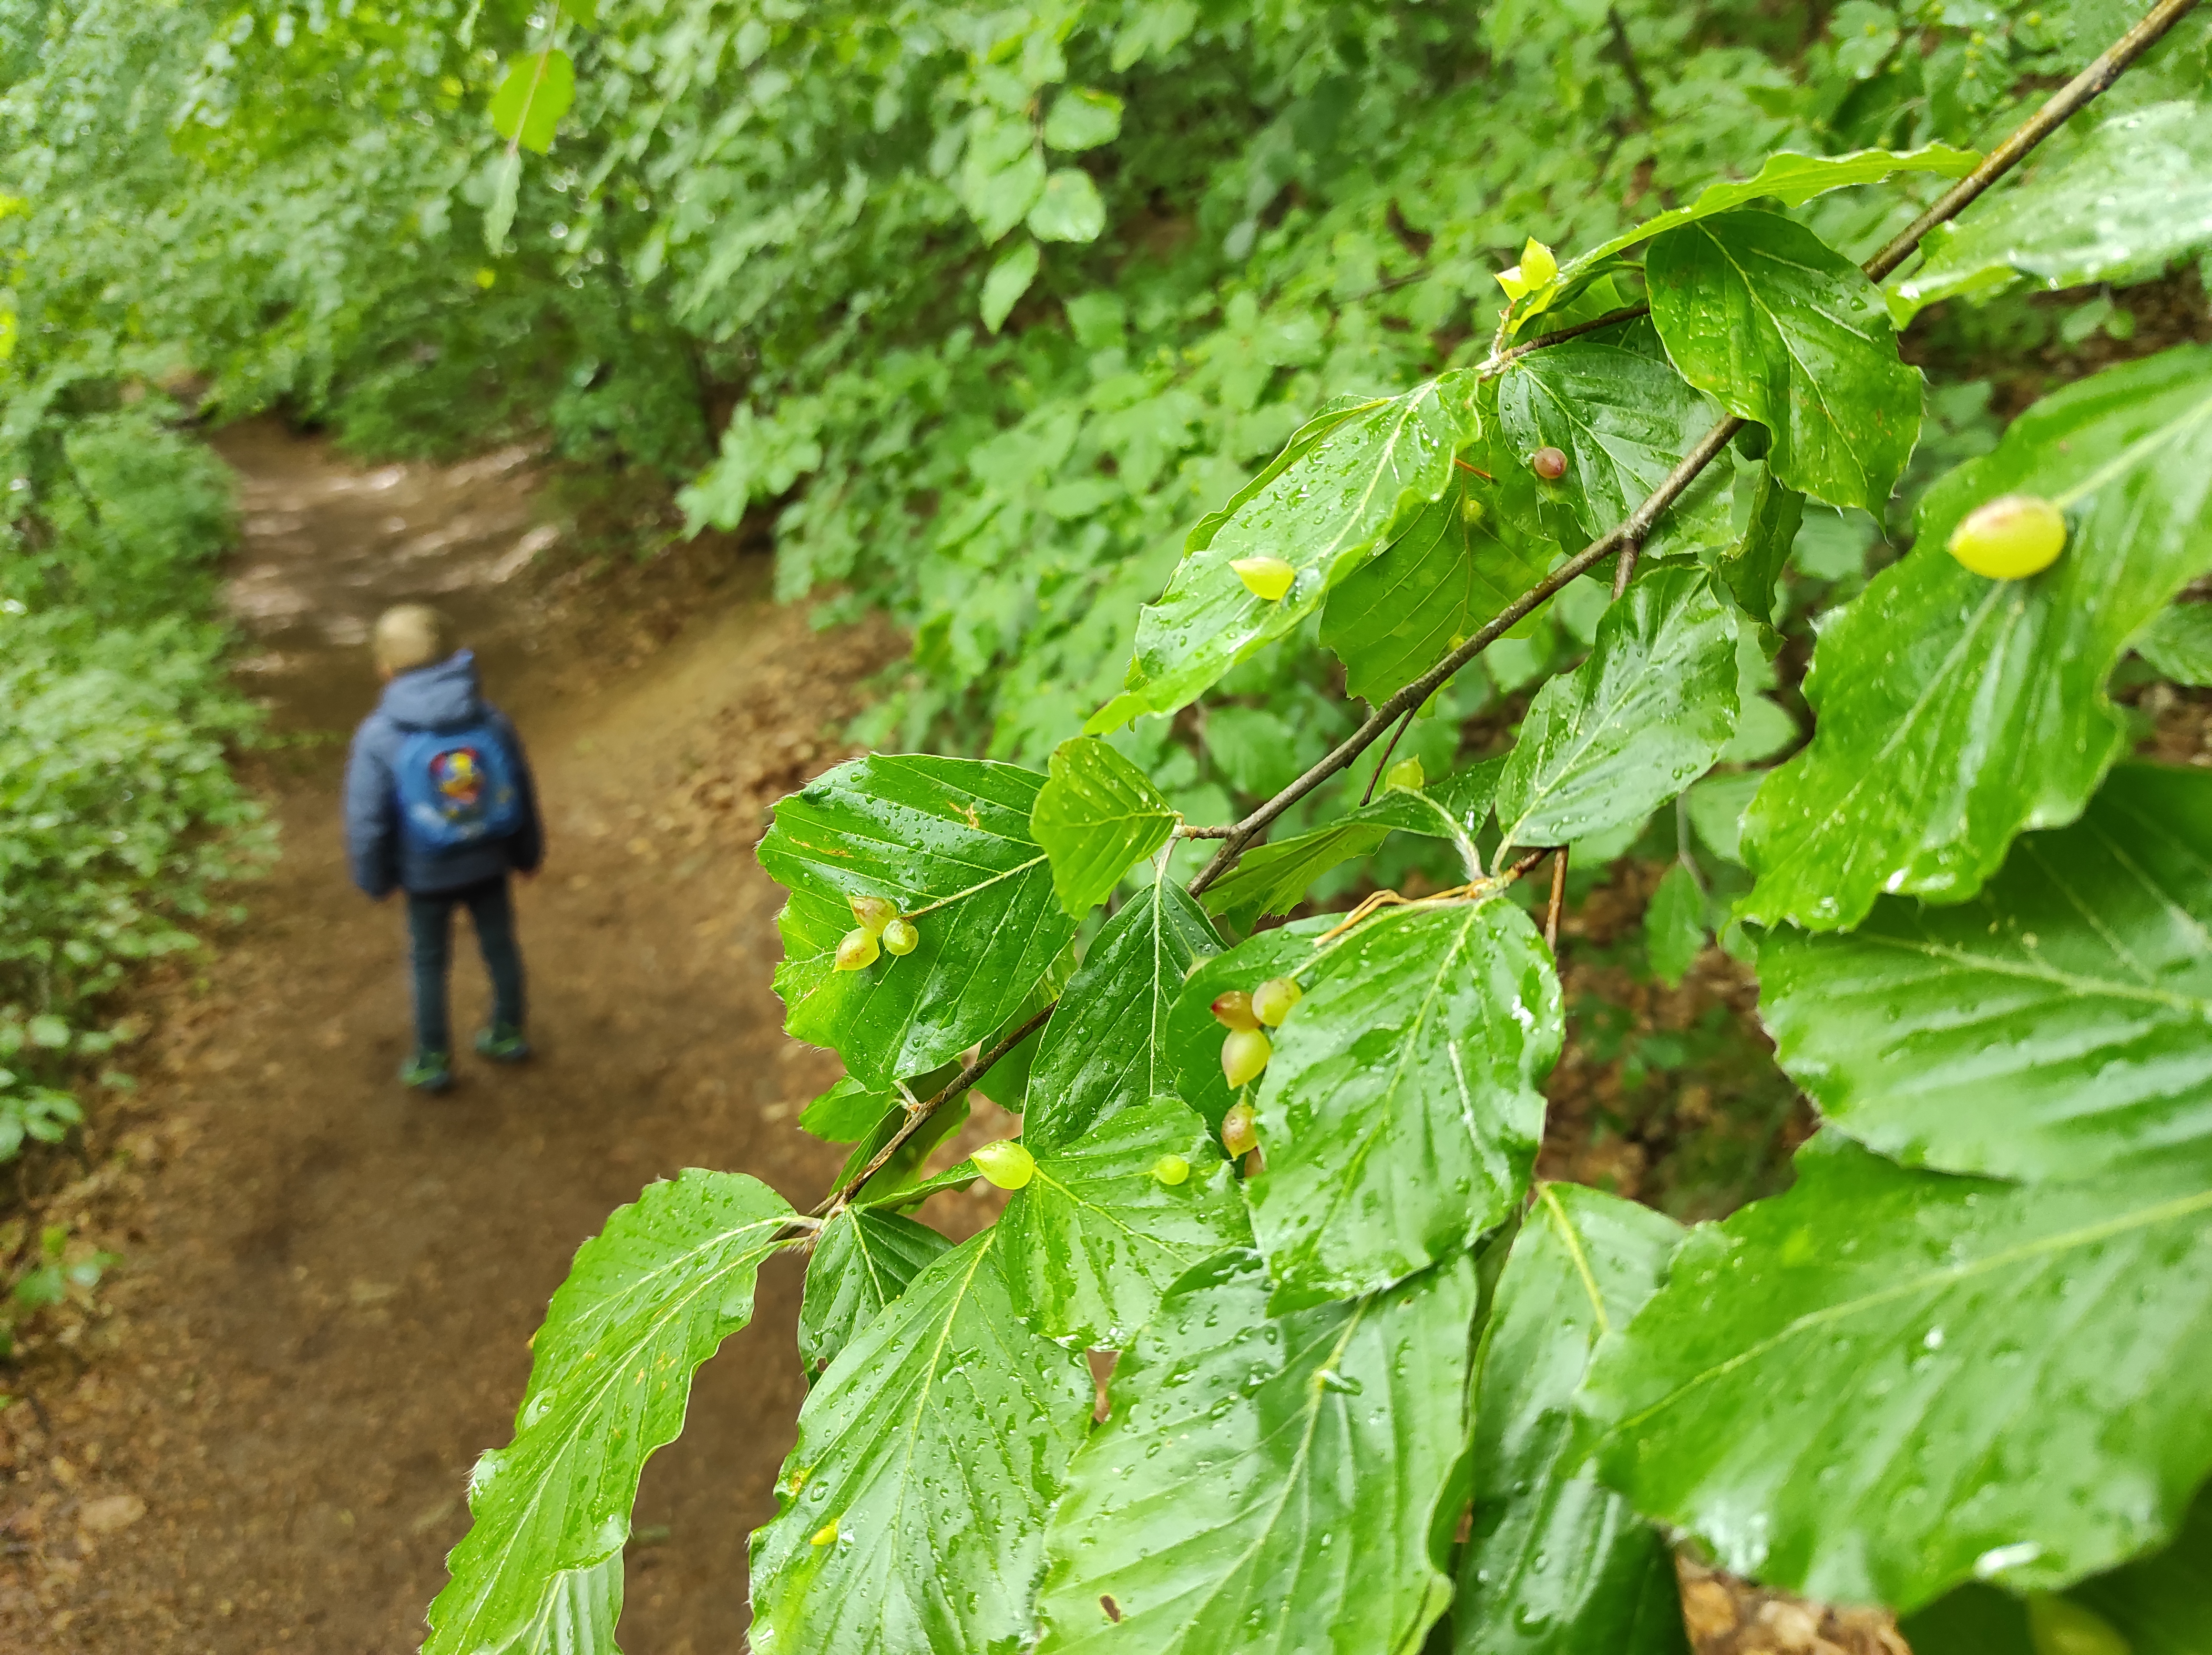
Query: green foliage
1031,736,1179,917
408,4,2212,1650
1021,877,1219,1151
758,755,1076,1088
1904,1483,2212,1655
1896,102,2212,316
1495,326,1731,555
748,1228,1091,1655
1321,477,1555,703
1759,764,2212,1181
489,49,575,157
996,1093,1248,1346
1456,1186,1688,1655
1579,1132,2212,1611
1649,211,1921,509
1742,344,2212,931
1642,863,1709,989
1222,901,1560,1311
797,1207,950,1382
1533,144,1979,310
1034,1246,1479,1653
1093,375,1477,731
426,1170,792,1654
1494,566,1739,853
1200,758,1499,929
0,610,267,1158
2137,600,2212,685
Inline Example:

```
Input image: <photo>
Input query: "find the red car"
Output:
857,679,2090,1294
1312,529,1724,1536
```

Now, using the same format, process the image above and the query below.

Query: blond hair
372,603,451,674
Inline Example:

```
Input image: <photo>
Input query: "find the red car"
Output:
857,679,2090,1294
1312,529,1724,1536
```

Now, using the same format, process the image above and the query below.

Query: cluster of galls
1209,976,1301,1158
834,893,920,971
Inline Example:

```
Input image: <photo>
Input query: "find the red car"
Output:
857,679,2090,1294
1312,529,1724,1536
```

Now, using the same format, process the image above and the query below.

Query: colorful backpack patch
395,720,523,854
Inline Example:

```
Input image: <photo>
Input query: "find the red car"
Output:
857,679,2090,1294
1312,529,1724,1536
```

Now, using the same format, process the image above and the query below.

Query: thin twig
1174,823,1237,838
1188,415,1740,895
1610,536,1642,599
1545,848,1568,953
813,1003,1056,1216
1863,0,2203,283
1188,0,2188,898
1481,304,1650,377
1362,707,1420,805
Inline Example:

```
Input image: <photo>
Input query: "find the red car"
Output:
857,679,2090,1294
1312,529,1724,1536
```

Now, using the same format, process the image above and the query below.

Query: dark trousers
405,876,525,1055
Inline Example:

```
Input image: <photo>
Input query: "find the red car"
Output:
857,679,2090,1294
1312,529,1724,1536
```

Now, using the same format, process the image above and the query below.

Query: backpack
394,719,524,855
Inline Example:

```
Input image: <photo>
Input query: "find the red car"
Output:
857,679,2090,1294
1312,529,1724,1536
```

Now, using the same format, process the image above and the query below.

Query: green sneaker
400,1050,453,1092
474,1023,532,1063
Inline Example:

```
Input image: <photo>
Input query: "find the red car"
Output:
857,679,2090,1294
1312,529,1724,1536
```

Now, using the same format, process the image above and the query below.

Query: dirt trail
1,424,875,1651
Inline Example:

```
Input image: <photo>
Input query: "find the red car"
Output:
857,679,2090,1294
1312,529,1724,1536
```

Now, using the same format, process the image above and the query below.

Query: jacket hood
378,649,484,731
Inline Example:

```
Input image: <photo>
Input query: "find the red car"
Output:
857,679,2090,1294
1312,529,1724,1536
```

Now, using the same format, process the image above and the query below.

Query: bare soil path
1,424,869,1652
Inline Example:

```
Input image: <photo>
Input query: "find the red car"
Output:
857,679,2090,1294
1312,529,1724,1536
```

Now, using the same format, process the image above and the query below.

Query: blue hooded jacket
343,650,543,898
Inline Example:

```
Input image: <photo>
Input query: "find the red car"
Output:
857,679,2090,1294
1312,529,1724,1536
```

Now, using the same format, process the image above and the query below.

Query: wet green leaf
1032,736,1180,917
1092,374,1479,729
1536,144,1979,308
1248,900,1559,1310
1648,210,1920,510
1495,566,1738,853
1720,463,1806,624
488,49,575,154
426,1171,792,1655
800,1076,892,1144
2058,1481,2212,1655
1024,877,1219,1152
999,1095,1250,1346
1905,1483,2212,1655
1456,1185,1689,1655
1895,103,2212,319
1759,764,2212,1183
1321,473,1554,703
750,1229,1090,1654
798,1207,952,1381
1495,322,1731,556
2137,602,2212,687
759,755,1076,1089
1033,1247,1477,1653
1741,346,2212,931
1579,1133,2212,1612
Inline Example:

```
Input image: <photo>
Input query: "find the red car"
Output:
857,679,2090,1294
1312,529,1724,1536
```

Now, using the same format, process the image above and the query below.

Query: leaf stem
1609,534,1642,600
1188,0,2186,895
1545,847,1568,953
1361,706,1420,805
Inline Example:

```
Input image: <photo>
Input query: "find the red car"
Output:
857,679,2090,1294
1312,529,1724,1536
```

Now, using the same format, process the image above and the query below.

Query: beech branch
1187,0,2194,896
802,0,2197,1223
813,1002,1057,1216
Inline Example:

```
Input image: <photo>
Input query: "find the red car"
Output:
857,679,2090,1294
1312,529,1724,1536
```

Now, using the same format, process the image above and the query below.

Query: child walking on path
343,604,544,1092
